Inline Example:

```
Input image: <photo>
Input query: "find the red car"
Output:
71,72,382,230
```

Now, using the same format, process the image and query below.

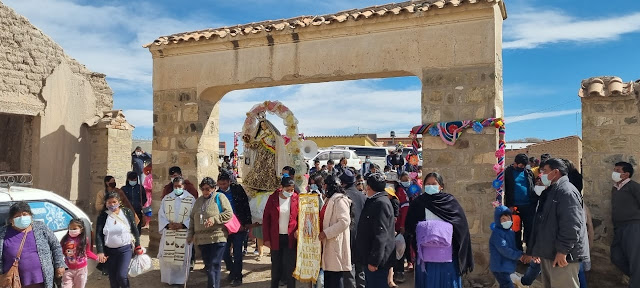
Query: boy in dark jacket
121,171,147,234
490,205,523,288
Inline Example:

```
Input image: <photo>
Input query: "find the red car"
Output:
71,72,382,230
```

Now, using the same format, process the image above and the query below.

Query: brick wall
506,136,583,171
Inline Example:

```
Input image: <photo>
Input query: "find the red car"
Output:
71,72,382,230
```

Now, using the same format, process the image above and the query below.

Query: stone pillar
87,110,134,219
420,65,502,282
150,88,219,254
579,77,640,286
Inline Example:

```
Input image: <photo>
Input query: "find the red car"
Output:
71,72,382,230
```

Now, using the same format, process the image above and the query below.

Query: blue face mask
13,215,32,229
424,185,440,195
501,220,513,230
310,184,318,191
129,181,137,186
174,188,184,196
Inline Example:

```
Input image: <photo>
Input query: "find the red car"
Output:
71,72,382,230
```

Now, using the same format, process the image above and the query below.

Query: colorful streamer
410,118,506,206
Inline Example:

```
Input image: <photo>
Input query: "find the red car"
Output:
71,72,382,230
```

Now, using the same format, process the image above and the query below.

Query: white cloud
123,109,153,128
504,8,640,49
505,109,580,124
3,0,222,96
219,80,422,136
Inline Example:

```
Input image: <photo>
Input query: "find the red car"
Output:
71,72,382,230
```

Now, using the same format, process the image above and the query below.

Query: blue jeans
200,242,226,288
578,262,587,288
224,231,248,281
493,272,514,288
364,268,387,288
105,245,132,288
521,261,541,285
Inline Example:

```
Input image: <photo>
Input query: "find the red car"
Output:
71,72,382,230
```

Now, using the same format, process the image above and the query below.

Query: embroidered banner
293,194,321,283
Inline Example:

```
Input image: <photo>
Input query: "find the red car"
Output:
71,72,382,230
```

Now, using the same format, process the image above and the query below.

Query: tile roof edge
578,76,637,98
143,0,503,48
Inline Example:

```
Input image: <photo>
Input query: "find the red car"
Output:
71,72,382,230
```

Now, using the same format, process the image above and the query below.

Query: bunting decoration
410,118,506,206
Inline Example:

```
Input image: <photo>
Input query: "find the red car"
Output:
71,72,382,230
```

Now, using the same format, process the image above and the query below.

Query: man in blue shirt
504,153,536,251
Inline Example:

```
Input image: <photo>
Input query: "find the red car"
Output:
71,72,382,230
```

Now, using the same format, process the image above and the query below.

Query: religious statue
242,115,282,196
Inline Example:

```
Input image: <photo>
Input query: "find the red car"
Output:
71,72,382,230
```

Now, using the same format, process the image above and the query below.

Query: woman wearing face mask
308,175,326,208
158,177,196,285
0,202,66,288
95,176,136,217
120,171,147,234
319,175,352,288
263,177,299,288
404,173,473,288
95,193,142,288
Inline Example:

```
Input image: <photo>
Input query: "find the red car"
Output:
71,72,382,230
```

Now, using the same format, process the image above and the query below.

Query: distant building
306,135,378,148
132,139,152,153
506,136,583,171
370,133,422,147
219,142,227,156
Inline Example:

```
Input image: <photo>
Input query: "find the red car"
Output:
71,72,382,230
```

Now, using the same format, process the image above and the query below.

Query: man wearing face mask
526,158,589,288
504,153,536,252
157,176,196,285
218,172,252,286
361,156,374,176
131,146,151,184
121,171,147,234
355,173,395,288
610,161,640,287
340,168,367,288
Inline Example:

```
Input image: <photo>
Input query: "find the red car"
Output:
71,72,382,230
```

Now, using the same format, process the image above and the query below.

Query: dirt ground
86,232,417,288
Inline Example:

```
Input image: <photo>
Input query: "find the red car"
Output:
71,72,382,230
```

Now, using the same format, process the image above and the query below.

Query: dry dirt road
86,233,418,288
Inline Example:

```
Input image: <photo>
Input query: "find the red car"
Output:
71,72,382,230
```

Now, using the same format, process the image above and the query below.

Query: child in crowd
490,206,524,288
61,218,98,288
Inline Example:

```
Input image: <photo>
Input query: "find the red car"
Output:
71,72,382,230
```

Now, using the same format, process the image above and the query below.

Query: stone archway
146,0,506,278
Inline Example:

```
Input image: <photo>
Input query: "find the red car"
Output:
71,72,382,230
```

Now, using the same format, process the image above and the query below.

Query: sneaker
510,273,528,288
231,279,243,287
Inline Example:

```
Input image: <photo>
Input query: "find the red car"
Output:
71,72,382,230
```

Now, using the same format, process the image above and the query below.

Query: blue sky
5,0,640,148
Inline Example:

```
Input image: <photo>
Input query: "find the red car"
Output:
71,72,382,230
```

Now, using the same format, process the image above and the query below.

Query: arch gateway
146,0,506,281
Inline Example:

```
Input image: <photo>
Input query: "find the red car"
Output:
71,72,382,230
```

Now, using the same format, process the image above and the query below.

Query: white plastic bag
128,252,152,277
395,233,406,260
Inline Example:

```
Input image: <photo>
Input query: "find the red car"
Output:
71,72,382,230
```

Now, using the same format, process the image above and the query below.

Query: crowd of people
3,145,638,288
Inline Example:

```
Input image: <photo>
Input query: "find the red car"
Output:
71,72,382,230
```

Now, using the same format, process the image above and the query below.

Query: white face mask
282,191,293,198
540,173,552,187
534,185,546,196
612,172,623,183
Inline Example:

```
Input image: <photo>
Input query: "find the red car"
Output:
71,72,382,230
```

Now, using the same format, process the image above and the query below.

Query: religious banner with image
293,194,321,283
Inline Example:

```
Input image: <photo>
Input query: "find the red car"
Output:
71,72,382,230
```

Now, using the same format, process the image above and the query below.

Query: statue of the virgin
242,114,284,196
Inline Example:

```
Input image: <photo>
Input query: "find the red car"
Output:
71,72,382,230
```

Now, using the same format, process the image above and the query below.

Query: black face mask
108,182,117,188
514,166,524,172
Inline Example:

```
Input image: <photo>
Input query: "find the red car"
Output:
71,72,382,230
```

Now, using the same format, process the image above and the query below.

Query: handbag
0,228,29,288
215,194,241,234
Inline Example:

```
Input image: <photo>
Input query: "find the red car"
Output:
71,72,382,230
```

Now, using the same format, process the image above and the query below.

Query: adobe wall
148,2,505,283
580,77,640,286
0,2,122,211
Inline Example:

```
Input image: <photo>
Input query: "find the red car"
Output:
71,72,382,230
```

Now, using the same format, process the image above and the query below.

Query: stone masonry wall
150,88,218,253
421,65,501,282
581,79,640,286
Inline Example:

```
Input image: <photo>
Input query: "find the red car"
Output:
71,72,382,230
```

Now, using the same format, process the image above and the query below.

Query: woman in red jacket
263,176,299,288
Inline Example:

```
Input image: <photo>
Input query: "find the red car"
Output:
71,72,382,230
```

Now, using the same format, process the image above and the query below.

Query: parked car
308,149,361,170
0,173,96,275
331,145,388,169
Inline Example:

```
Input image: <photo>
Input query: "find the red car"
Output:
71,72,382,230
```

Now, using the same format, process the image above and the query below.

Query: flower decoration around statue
242,101,306,190
409,118,506,206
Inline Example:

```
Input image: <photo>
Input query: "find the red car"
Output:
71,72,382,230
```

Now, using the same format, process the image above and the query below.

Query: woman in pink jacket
319,176,352,288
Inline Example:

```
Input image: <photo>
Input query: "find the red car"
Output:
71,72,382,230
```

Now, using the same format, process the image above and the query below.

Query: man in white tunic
158,177,196,285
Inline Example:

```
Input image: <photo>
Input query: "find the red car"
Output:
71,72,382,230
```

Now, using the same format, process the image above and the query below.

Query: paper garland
410,118,506,206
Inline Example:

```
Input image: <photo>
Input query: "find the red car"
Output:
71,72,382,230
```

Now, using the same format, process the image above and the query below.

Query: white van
308,149,361,170
0,174,96,275
331,145,388,169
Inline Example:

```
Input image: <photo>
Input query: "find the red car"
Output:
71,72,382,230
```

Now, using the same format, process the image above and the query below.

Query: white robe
158,192,195,285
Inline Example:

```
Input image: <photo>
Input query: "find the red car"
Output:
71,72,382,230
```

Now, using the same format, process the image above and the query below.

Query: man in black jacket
340,168,366,288
356,173,395,288
527,158,589,288
218,172,252,286
504,153,536,251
